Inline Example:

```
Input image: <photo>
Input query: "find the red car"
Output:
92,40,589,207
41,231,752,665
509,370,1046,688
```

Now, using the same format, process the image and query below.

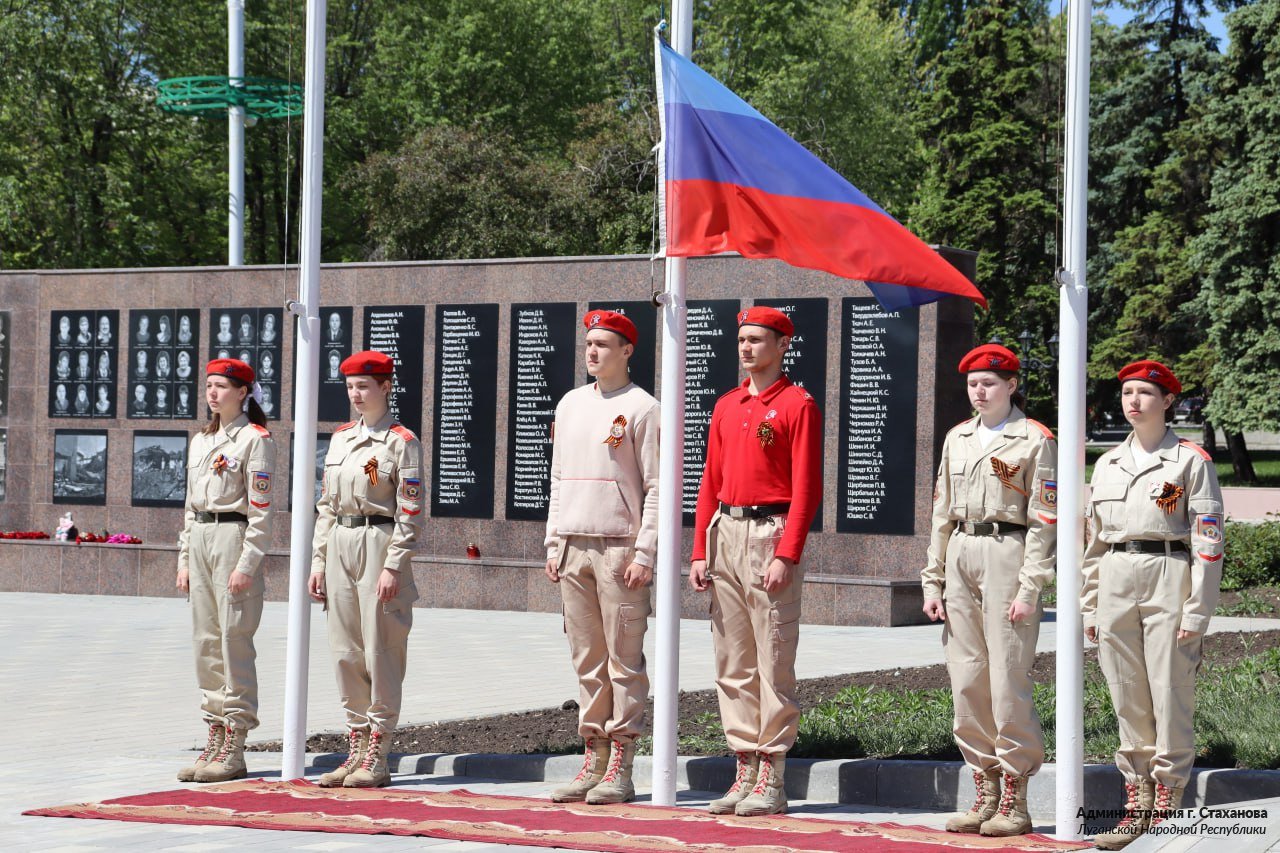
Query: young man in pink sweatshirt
544,309,660,805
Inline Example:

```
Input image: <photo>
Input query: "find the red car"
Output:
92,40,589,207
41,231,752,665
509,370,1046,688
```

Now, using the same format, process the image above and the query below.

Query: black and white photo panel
0,310,10,417
209,307,282,420
129,309,201,420
52,429,108,505
131,430,188,507
49,310,118,418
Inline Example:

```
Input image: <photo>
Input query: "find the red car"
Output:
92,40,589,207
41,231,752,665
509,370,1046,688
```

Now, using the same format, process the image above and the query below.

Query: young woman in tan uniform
309,351,423,788
1082,360,1223,850
922,344,1057,837
176,358,276,783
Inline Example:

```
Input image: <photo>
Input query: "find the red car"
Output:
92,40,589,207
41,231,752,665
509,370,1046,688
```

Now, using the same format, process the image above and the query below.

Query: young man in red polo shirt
689,306,823,816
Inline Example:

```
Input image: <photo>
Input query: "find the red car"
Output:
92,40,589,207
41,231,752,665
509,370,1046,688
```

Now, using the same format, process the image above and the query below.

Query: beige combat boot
318,729,369,788
735,752,787,816
344,729,391,788
551,738,611,802
177,723,225,782
1095,780,1155,850
1149,783,1184,830
946,768,1001,833
980,772,1032,836
708,752,759,814
194,725,247,783
586,739,637,804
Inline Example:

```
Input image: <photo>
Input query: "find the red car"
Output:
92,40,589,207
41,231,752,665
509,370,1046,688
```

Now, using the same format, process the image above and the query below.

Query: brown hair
202,376,267,435
991,369,1028,413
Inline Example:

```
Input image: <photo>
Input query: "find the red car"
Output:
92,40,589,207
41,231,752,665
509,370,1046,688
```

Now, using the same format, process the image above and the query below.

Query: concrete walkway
3,592,1278,851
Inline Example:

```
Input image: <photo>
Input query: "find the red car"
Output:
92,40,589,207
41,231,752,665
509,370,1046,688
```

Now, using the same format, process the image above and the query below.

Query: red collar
734,375,793,403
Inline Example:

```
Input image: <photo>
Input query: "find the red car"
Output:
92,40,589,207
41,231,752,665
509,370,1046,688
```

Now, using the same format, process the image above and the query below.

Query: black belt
959,521,1027,537
337,514,395,528
1111,540,1188,555
720,502,790,520
193,511,247,524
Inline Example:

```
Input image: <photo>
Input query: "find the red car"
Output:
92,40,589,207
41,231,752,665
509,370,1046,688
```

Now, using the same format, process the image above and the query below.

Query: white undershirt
977,418,1008,449
1130,444,1158,470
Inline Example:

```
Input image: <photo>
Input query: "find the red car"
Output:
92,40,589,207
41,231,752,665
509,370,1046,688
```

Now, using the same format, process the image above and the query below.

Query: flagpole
651,0,694,809
1055,0,1091,837
280,0,328,780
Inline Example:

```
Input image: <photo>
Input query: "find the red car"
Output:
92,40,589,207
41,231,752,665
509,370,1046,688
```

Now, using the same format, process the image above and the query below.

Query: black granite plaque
682,299,742,526
208,307,283,420
756,297,829,532
301,307,354,422
585,301,658,395
0,429,7,501
837,298,919,535
506,303,577,521
431,304,499,518
287,431,331,510
49,310,118,419
362,306,425,436
0,311,9,418
128,309,201,420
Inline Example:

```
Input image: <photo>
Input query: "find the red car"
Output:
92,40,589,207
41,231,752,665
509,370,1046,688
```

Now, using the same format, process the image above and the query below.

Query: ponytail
245,397,267,427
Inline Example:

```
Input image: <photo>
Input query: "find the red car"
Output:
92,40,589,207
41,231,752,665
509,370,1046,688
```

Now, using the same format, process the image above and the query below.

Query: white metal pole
650,0,694,808
227,0,245,266
1055,0,1091,838
280,0,327,780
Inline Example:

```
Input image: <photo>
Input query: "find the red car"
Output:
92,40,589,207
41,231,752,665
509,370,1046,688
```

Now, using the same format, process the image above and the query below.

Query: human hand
308,571,326,602
176,568,189,593
1177,628,1200,641
544,558,560,584
226,569,253,595
762,557,794,593
1008,600,1035,623
923,599,946,622
690,560,710,591
1085,626,1097,643
376,568,400,602
622,562,652,590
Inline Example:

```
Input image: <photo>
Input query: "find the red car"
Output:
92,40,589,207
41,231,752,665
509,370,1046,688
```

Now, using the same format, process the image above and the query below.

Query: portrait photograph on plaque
287,432,331,510
837,297,919,535
49,310,118,419
431,303,499,519
52,429,108,505
681,299,742,526
506,302,577,521
0,310,9,417
131,430,188,507
0,429,7,501
363,306,425,436
128,309,201,420
208,307,282,420
585,301,657,394
299,306,352,422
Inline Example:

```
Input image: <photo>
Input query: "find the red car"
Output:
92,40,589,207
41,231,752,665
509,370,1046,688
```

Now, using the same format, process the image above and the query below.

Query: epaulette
334,420,357,433
390,423,417,442
251,423,271,437
1027,418,1055,440
1179,439,1212,461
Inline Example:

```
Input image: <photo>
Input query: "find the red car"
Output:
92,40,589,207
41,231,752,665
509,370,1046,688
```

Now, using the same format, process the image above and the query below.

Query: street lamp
1018,328,1056,371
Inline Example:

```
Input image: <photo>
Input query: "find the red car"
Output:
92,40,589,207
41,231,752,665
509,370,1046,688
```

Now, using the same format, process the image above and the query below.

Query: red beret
340,350,395,377
206,358,254,385
583,310,637,345
737,306,794,337
958,344,1020,374
1118,359,1181,395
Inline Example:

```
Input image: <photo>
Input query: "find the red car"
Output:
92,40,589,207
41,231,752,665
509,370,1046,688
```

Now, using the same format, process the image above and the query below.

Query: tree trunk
1202,420,1217,455
1226,431,1256,484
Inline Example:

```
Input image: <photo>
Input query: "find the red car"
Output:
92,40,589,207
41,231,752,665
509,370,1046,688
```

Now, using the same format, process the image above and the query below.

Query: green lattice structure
156,76,302,120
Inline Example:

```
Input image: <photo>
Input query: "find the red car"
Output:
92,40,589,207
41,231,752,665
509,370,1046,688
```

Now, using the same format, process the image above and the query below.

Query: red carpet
26,780,1090,851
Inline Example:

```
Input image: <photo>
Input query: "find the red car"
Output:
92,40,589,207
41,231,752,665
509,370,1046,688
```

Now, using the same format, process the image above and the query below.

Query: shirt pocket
557,478,633,537
1091,481,1129,533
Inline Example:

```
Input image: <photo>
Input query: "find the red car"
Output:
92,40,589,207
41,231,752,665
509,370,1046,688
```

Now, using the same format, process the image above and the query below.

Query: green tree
1192,0,1280,480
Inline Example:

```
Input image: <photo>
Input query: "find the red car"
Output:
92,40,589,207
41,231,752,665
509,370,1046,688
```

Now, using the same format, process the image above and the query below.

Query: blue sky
1098,3,1230,46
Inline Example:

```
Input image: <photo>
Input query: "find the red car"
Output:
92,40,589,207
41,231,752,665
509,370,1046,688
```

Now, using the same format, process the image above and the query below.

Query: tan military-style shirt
923,407,1058,605
178,413,277,576
1081,429,1224,634
312,411,423,574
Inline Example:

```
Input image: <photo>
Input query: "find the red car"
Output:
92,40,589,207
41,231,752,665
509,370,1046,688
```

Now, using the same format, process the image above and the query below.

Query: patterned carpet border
25,780,1091,852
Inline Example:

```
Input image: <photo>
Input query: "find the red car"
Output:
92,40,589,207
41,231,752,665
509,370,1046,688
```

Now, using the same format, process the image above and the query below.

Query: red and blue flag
655,34,986,311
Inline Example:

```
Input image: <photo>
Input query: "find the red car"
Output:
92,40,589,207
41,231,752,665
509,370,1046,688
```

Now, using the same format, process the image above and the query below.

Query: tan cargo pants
707,513,803,754
324,525,417,734
942,530,1044,777
558,536,651,743
1096,550,1202,787
188,520,264,731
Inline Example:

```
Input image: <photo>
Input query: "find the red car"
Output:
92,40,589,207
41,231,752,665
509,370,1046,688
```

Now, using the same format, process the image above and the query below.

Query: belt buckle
729,506,748,519
1124,541,1142,553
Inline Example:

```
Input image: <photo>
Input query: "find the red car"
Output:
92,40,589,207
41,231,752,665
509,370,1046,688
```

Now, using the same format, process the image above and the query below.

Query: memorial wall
0,252,975,625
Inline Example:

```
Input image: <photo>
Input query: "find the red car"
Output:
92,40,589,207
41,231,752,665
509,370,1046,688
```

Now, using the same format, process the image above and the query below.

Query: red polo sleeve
692,400,727,561
776,395,823,562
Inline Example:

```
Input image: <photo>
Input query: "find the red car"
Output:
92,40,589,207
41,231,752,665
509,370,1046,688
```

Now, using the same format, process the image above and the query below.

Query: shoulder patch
390,423,417,442
790,385,814,401
1179,439,1212,462
251,423,271,437
334,420,357,433
1027,419,1055,439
